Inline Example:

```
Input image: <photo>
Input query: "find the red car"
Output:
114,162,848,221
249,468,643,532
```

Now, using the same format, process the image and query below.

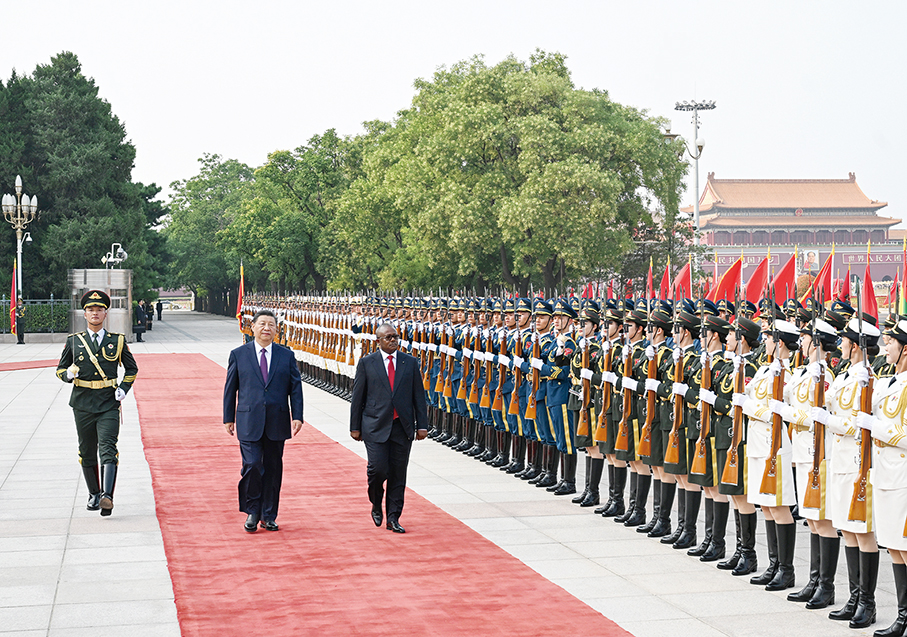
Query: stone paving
0,312,893,636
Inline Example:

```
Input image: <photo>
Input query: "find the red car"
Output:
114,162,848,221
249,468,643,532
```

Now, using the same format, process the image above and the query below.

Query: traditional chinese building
686,173,904,288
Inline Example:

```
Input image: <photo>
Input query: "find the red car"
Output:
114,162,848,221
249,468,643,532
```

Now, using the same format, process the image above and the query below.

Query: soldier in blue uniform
56,290,138,516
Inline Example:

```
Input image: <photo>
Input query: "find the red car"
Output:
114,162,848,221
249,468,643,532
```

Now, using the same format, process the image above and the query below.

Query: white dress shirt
256,343,272,374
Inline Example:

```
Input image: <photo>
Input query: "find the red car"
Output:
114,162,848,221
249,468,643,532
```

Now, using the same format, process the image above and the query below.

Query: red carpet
134,353,627,637
0,359,58,371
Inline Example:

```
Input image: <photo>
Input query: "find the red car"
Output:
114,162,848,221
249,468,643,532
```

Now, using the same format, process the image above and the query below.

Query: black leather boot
477,426,496,461
573,456,592,504
492,432,511,467
521,441,544,481
594,464,616,514
602,466,627,517
506,437,525,474
82,465,101,511
701,500,728,562
830,545,860,620
546,451,566,491
554,454,577,495
581,458,604,507
688,497,713,556
733,512,758,576
454,419,473,451
638,479,660,534
624,474,650,527
806,534,839,610
765,522,796,591
99,463,117,517
539,447,560,488
718,510,741,570
874,562,907,637
850,551,879,628
673,489,700,550
615,471,638,523
650,481,675,538
661,486,685,544
788,533,820,602
751,519,778,585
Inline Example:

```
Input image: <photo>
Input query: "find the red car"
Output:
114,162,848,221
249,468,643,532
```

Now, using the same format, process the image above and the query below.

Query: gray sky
4,1,906,224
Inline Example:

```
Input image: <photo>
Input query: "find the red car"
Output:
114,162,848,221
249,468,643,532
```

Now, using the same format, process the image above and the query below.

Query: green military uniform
56,290,138,516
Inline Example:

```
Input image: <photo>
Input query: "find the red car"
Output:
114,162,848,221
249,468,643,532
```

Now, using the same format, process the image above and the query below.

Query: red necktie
388,355,398,420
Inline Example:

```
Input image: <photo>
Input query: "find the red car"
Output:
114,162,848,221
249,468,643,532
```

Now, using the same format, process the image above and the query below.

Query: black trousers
74,407,120,466
364,419,413,522
238,436,285,520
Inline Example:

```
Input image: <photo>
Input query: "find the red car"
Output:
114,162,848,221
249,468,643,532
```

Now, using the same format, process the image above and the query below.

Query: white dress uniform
743,357,796,507
783,362,834,520
825,360,872,534
869,370,907,550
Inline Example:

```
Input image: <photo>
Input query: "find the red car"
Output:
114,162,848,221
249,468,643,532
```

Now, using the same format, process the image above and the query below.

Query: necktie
93,333,100,350
260,348,268,384
388,355,398,420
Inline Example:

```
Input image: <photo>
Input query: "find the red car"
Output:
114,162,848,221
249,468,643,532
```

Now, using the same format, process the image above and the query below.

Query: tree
220,129,353,292
0,52,166,299
165,154,258,314
329,51,687,295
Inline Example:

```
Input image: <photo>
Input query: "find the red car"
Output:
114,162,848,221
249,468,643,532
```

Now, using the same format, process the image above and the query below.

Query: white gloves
769,399,785,416
645,345,656,360
557,333,568,346
114,388,126,402
700,353,708,367
769,360,782,377
483,328,490,339
673,382,689,397
732,393,747,408
512,356,524,369
810,406,829,426
806,361,825,381
463,348,473,359
498,355,510,367
604,372,618,385
66,369,77,380
673,347,681,362
855,411,877,436
645,378,660,393
699,389,717,406
580,368,594,381
622,377,638,393
471,326,479,337
852,365,870,388
602,340,611,354
531,357,544,371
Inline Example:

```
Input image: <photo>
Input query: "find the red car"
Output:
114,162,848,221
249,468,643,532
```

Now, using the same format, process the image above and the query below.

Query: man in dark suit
351,322,428,533
224,309,304,533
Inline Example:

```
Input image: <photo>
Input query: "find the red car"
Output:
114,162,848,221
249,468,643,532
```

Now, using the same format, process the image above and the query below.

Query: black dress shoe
386,519,406,533
260,520,279,532
371,508,383,527
244,514,260,533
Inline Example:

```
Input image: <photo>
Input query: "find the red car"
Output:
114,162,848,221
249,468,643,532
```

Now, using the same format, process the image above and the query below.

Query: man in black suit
350,322,428,533
224,309,304,533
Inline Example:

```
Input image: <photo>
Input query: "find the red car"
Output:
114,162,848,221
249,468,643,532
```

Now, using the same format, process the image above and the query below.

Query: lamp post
2,176,38,294
101,242,128,269
673,100,716,246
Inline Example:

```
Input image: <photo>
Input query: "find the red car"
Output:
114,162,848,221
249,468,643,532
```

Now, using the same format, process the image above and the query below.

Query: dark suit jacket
223,341,304,442
350,351,428,443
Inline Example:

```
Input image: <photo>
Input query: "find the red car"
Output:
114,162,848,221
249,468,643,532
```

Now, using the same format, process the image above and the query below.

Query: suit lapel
265,346,278,388
248,342,266,387
391,354,405,396
375,353,392,394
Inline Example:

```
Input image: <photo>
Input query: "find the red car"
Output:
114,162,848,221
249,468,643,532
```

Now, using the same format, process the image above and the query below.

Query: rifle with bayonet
691,285,712,476
803,290,827,509
615,294,633,453
664,287,684,466
849,280,873,522
721,287,746,486
760,278,786,495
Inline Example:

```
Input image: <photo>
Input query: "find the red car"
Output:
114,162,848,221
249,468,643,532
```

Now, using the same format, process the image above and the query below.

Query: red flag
746,257,769,306
800,248,834,302
707,257,743,303
646,258,654,300
864,247,878,321
581,282,593,299
673,262,692,299
837,264,851,302
607,280,613,300
624,279,634,299
772,254,797,301
659,258,671,300
888,269,900,307
9,259,16,337
236,262,245,331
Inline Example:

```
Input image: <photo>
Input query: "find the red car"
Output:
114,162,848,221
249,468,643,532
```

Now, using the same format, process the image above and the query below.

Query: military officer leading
56,290,138,516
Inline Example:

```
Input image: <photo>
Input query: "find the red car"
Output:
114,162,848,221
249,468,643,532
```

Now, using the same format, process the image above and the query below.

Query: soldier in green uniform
56,290,138,516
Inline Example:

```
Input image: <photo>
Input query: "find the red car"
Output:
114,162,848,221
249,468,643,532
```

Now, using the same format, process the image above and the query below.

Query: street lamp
2,176,38,294
101,243,128,268
674,100,716,246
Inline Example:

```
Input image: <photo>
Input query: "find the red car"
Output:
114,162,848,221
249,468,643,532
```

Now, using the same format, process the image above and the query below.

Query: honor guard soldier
541,298,579,495
56,290,138,516
571,301,605,507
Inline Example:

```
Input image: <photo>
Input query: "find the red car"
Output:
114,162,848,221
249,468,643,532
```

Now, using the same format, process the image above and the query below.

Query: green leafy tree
0,52,166,299
165,154,259,314
329,51,687,295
